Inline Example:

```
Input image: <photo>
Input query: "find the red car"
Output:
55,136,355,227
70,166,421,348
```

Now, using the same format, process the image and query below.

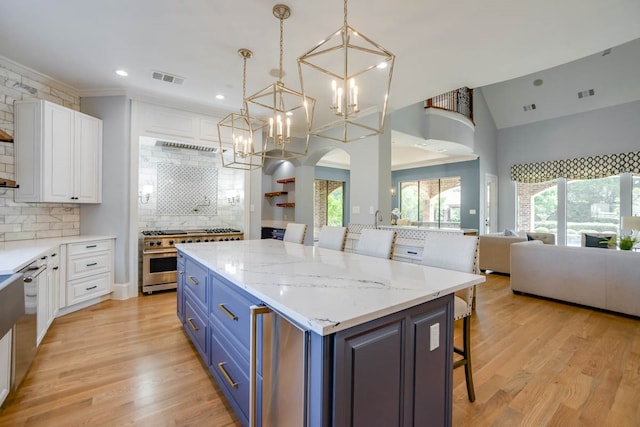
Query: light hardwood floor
1,274,639,426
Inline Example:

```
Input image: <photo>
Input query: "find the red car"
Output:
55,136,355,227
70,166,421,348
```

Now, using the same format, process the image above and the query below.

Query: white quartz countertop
0,235,116,274
177,239,485,336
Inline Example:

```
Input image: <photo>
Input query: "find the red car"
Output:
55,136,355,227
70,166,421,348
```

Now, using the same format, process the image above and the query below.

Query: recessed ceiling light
115,69,128,77
533,79,543,86
216,94,225,100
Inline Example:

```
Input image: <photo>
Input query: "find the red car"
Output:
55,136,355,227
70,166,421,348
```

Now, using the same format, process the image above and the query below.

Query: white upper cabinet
15,99,103,203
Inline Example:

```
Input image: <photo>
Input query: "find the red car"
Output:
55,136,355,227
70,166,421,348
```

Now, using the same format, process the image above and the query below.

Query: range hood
155,139,222,153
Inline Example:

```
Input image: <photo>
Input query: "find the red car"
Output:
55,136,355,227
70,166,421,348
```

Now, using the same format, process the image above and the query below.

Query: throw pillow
584,234,612,249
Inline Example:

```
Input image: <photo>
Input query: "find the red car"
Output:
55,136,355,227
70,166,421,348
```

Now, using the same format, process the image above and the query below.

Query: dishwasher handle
23,264,47,282
249,305,271,427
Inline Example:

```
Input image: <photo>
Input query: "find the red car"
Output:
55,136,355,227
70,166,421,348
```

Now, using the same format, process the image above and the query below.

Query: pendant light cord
279,14,284,83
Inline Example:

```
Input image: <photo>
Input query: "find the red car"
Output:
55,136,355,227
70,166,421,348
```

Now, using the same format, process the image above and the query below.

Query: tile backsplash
138,137,244,231
0,56,81,242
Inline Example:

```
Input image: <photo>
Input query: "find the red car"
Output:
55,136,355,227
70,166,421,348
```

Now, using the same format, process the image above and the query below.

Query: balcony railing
425,87,473,123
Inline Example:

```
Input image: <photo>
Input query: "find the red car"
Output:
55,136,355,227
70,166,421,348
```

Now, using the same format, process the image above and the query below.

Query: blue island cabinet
177,250,454,427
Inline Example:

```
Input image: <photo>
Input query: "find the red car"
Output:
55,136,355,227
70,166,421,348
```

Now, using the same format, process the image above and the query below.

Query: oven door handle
143,249,178,255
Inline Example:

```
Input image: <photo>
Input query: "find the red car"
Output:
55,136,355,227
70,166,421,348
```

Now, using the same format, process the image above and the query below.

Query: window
566,176,620,246
517,180,558,236
399,177,461,228
314,180,344,237
517,176,624,246
634,174,640,216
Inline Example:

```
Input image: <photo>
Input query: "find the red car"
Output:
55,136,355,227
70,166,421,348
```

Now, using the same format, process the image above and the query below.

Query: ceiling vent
155,140,220,152
523,104,536,112
577,89,595,99
602,48,612,56
151,71,185,85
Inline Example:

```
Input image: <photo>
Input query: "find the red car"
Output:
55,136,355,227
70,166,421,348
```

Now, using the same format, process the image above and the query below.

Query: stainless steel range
142,228,243,294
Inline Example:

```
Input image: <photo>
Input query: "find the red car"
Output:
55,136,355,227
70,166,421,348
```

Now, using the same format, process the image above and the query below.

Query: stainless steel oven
142,228,243,294
142,249,177,293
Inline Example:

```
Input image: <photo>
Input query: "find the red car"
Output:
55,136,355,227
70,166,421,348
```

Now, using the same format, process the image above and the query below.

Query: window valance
511,151,640,183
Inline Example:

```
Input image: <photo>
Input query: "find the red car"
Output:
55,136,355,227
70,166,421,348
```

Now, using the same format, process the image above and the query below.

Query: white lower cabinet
35,248,61,346
64,239,114,306
0,329,11,406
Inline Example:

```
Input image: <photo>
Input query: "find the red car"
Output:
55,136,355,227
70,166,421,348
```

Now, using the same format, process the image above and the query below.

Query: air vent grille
155,140,219,152
577,89,595,99
523,104,536,112
151,71,185,85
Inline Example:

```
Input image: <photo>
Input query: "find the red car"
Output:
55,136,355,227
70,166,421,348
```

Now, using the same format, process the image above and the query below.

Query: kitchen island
176,239,485,427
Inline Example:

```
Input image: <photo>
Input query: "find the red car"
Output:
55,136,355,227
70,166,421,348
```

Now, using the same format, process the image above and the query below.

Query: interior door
485,174,498,234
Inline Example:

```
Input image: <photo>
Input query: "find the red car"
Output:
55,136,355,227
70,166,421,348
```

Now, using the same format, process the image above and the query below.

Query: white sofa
511,240,640,317
479,232,555,274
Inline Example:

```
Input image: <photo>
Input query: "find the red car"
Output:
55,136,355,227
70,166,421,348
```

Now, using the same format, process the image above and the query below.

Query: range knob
196,239,201,242
181,239,186,243
169,240,174,245
204,239,209,242
149,241,155,246
187,239,193,243
156,241,163,246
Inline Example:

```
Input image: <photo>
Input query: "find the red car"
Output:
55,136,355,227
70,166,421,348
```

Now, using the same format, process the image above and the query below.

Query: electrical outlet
369,206,375,214
430,323,440,351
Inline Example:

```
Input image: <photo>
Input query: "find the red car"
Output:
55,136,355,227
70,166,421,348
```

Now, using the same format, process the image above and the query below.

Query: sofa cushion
526,232,556,245
584,233,612,249
504,228,518,237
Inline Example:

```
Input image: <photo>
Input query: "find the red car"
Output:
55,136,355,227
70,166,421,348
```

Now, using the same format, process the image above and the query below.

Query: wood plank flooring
1,273,639,426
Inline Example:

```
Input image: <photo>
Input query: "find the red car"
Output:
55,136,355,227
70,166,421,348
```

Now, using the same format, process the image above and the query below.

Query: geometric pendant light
217,48,266,170
298,0,394,143
246,4,316,161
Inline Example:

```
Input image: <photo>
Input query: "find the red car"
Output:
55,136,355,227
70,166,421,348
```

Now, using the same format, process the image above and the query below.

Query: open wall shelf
265,191,289,197
276,177,295,184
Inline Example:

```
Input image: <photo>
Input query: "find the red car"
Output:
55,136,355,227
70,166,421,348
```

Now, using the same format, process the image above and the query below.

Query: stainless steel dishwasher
12,259,47,393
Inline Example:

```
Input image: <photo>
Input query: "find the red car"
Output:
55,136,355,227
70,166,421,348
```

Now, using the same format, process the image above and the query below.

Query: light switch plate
430,323,440,351
469,209,476,215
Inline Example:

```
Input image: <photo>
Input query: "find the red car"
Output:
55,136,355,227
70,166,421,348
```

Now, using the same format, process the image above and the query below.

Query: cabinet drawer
211,274,260,354
184,258,208,306
393,245,423,260
184,294,208,362
67,272,110,305
67,251,111,280
210,321,254,422
68,239,112,256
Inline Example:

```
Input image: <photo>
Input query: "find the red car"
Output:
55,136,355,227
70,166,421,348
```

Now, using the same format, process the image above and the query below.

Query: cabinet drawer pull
407,251,418,255
188,276,199,286
218,303,238,321
187,317,199,332
86,244,97,249
86,262,98,267
217,362,238,388
53,267,59,271
86,285,97,290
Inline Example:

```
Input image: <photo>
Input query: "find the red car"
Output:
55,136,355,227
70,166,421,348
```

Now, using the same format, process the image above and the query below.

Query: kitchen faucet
374,210,383,228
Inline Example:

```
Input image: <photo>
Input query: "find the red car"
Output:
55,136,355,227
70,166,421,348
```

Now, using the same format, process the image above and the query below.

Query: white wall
496,100,640,230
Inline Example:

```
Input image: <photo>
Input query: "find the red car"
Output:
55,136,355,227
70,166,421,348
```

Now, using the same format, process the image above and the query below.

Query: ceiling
1,0,639,169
